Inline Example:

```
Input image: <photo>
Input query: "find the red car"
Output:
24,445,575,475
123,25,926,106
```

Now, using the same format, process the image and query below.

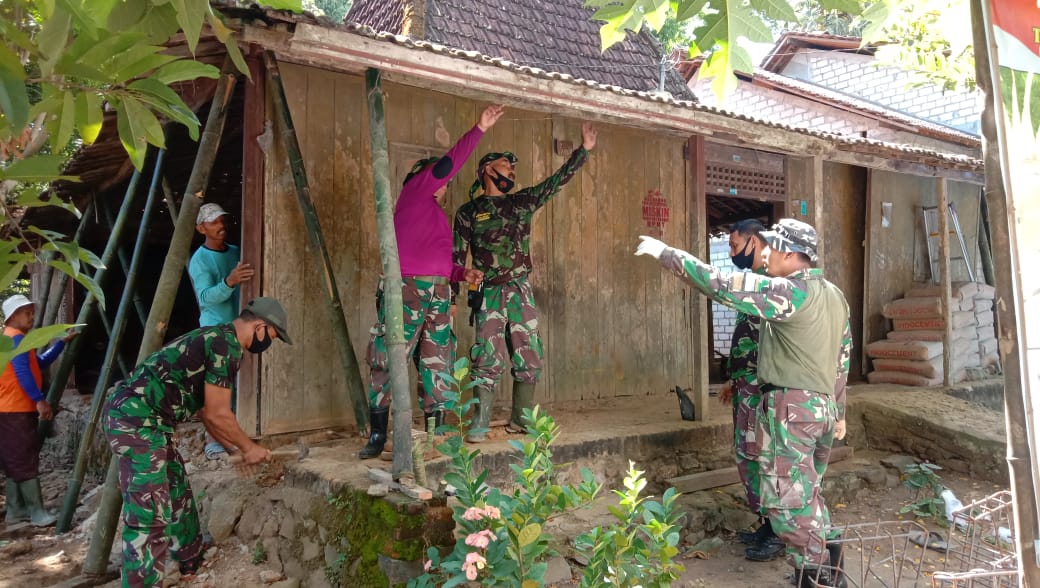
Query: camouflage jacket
729,312,761,386
107,324,242,432
661,248,851,418
453,146,589,291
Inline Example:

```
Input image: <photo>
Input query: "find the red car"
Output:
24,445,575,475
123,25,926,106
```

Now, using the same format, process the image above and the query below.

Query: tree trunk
366,68,413,481
263,51,370,432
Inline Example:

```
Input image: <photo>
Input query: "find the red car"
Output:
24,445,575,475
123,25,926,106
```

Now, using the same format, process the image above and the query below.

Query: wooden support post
33,252,56,328
365,67,413,479
936,179,953,386
100,199,150,327
971,1,1040,583
811,155,825,272
57,149,165,533
263,51,370,432
687,135,709,421
40,202,96,328
41,168,146,436
82,58,237,575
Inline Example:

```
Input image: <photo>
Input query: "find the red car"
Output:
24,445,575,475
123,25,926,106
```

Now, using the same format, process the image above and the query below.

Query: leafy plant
575,464,685,588
899,462,946,523
251,540,267,565
409,358,602,588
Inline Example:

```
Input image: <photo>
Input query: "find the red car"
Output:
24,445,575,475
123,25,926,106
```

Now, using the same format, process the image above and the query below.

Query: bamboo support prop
40,201,96,329
101,198,150,326
82,59,238,575
33,251,55,329
364,67,413,481
39,167,147,438
263,52,370,431
971,0,1040,583
56,149,165,533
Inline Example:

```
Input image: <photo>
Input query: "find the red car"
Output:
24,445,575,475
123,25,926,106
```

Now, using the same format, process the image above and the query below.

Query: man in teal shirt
188,203,253,458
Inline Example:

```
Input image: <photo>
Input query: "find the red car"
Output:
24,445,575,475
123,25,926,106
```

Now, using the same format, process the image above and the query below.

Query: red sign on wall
641,189,670,236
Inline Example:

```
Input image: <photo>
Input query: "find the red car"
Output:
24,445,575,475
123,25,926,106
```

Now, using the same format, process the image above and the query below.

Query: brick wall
786,52,981,134
709,236,738,358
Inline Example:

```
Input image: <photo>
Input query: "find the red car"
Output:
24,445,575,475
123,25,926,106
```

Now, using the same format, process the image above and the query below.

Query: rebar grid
932,490,1018,588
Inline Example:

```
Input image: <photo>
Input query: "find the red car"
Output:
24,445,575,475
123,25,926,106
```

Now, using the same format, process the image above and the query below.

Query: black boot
738,517,775,545
359,408,389,459
746,535,786,561
826,541,847,588
424,410,444,434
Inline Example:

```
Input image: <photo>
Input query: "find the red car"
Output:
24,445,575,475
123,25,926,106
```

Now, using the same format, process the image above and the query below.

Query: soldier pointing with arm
454,121,597,442
636,219,852,588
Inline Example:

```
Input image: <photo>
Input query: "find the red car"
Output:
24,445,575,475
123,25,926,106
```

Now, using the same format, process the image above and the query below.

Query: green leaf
12,324,78,356
517,523,542,548
0,67,30,133
53,89,76,152
37,8,73,63
677,0,710,21
223,35,251,80
77,33,148,77
76,92,104,145
108,0,148,31
50,260,105,309
0,155,69,182
128,77,200,132
111,52,178,83
55,0,102,37
859,0,895,44
135,3,183,43
172,0,210,55
819,0,862,12
638,0,671,32
259,0,303,10
749,0,797,22
116,98,149,170
152,60,220,84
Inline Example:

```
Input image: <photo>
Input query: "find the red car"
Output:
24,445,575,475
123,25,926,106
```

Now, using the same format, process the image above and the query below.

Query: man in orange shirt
0,294,73,527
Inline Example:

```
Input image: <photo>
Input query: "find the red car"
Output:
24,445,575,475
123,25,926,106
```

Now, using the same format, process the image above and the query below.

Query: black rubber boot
506,381,535,433
826,541,848,588
424,410,444,434
359,408,389,459
746,536,786,561
4,478,28,523
738,518,775,545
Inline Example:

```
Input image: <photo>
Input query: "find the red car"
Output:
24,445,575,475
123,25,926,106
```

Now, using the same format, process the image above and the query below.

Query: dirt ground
0,389,1010,588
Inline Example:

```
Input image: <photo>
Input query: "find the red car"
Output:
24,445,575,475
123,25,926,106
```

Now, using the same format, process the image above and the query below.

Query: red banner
990,0,1040,73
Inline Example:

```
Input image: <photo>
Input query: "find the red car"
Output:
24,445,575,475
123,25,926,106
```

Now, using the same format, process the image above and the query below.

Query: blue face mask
731,239,756,270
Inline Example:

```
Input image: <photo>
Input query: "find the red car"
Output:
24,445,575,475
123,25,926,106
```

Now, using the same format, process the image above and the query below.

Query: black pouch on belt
468,283,484,326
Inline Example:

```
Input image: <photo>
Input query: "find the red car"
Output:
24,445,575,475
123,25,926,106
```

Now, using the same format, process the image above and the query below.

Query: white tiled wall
709,236,739,357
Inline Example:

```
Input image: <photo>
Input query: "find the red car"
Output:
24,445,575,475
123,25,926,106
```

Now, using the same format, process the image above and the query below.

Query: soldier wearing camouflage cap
636,219,852,588
453,121,597,441
103,297,291,587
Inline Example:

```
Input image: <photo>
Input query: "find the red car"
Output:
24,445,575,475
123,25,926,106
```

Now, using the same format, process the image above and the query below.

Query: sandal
204,442,227,460
909,530,950,553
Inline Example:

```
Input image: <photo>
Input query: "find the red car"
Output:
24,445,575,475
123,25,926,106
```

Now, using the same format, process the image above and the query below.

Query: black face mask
248,325,273,354
489,168,515,194
731,239,756,270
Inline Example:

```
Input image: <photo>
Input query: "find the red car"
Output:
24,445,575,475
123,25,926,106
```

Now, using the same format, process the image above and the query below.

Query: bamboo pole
977,190,996,287
971,1,1040,584
40,168,147,438
936,180,953,387
33,252,55,329
365,67,413,480
56,149,165,533
82,59,238,576
100,199,150,326
40,202,96,329
263,51,370,431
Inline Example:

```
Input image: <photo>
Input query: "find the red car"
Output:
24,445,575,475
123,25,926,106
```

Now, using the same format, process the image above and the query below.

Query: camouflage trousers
469,278,543,395
732,378,764,515
367,277,452,411
749,386,837,569
103,421,202,588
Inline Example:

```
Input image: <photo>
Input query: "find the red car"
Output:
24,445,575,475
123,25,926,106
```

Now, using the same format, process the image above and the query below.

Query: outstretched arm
635,236,805,321
522,122,596,211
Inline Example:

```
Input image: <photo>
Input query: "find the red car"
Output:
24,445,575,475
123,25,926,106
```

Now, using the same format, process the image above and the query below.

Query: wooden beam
812,155,825,272
937,178,953,386
687,135,709,421
667,445,854,493
238,24,983,183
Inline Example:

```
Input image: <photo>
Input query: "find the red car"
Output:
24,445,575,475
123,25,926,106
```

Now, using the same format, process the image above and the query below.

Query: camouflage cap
761,218,819,262
244,297,292,345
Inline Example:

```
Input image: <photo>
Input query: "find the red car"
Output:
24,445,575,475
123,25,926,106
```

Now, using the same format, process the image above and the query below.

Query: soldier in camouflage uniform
637,219,851,588
103,298,291,587
716,219,787,561
453,122,597,441
359,106,501,460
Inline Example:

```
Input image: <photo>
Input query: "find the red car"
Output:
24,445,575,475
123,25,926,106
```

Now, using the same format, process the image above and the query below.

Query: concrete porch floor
282,378,1008,497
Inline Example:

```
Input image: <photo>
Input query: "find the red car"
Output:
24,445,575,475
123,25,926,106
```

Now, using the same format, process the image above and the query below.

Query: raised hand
581,121,597,150
226,261,254,287
478,105,505,132
634,235,667,259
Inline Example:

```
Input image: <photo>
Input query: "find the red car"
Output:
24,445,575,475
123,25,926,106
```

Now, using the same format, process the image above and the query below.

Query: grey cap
244,297,292,345
196,203,229,225
761,218,819,262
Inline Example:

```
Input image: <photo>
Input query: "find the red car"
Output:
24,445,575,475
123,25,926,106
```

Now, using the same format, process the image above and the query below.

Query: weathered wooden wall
257,64,694,434
863,171,981,367
821,162,868,378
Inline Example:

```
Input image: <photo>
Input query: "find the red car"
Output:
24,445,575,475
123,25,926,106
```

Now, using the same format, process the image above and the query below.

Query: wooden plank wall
863,171,981,362
821,162,867,378
258,63,695,434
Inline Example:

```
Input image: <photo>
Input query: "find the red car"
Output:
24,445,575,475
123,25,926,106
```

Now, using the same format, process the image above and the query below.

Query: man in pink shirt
360,105,502,459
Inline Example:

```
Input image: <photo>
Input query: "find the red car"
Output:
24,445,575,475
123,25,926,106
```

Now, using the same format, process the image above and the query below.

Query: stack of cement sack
866,282,998,386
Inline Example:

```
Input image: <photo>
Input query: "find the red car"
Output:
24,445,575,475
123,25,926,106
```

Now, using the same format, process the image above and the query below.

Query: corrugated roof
345,0,693,99
760,31,870,72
